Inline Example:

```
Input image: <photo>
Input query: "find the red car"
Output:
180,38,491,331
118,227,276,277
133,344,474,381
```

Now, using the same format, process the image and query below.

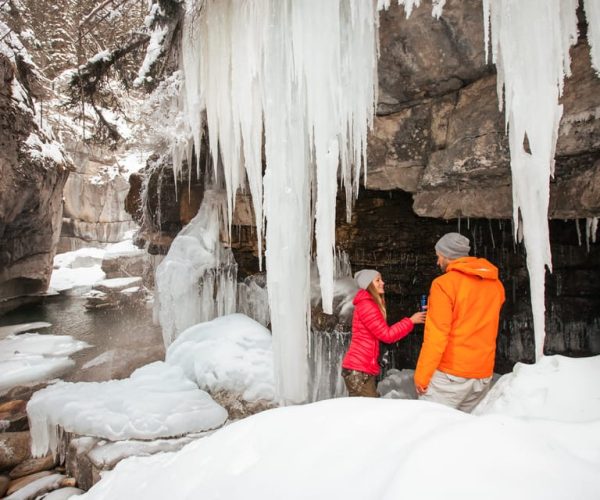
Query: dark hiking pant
342,369,379,398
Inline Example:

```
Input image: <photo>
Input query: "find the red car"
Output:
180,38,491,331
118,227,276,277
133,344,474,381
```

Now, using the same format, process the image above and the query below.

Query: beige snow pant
418,370,492,413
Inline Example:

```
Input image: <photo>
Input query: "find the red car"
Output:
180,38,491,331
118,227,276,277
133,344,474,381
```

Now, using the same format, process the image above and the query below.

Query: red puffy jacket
342,289,415,376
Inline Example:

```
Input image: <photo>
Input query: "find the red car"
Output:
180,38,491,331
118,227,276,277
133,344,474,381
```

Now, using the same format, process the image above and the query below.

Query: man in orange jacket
414,232,505,412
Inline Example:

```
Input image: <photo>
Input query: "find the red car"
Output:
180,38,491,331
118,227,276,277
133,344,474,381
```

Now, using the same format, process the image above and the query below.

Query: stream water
0,296,164,384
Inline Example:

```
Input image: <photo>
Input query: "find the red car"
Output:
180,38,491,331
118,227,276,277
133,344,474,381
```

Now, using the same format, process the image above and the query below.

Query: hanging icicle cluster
178,0,379,403
483,0,600,361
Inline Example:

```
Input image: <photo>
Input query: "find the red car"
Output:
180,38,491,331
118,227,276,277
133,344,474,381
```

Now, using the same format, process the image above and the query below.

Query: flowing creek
0,296,164,384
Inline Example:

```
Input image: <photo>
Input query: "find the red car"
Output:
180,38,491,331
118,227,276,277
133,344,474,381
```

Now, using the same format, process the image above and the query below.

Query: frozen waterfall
154,190,237,347
165,0,600,402
179,0,379,403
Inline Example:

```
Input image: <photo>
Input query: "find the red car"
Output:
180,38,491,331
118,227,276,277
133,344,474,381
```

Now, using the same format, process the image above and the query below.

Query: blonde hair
366,281,387,320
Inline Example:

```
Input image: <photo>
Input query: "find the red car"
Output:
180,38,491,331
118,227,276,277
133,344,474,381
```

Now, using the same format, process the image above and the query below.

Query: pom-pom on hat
435,232,471,260
354,269,380,290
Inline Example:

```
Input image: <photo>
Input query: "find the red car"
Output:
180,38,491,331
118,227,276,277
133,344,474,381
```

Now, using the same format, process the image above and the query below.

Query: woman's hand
409,311,427,324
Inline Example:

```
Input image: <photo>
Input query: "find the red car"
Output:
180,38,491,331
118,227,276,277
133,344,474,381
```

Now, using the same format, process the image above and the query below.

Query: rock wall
58,142,138,253
125,154,205,255
0,49,69,313
371,1,600,219
336,189,600,373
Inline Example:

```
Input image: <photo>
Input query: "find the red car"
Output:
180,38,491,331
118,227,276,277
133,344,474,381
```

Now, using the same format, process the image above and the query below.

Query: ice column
154,190,237,347
180,0,378,403
484,0,579,360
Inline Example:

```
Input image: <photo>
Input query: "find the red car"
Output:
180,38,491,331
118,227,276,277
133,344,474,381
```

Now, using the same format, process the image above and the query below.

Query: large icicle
484,0,579,361
180,0,378,403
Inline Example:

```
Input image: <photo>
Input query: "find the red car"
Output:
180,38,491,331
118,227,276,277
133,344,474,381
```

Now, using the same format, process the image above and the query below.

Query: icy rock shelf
27,361,228,458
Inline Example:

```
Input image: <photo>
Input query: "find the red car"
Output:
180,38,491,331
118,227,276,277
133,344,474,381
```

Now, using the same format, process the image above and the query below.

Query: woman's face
372,274,385,294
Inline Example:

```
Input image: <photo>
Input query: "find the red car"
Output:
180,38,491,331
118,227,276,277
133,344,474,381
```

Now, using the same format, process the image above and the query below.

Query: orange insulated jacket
414,257,505,389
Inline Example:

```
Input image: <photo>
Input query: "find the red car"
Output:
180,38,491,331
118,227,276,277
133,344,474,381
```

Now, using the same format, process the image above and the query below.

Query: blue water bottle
420,294,427,311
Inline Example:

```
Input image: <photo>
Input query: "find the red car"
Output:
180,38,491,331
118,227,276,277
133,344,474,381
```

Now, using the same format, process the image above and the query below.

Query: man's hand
415,383,427,396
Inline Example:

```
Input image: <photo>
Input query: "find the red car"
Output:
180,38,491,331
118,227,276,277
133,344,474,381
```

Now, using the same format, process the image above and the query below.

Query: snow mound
49,237,143,294
49,266,106,294
27,362,228,458
378,368,417,400
166,314,275,402
103,237,145,258
53,248,106,269
0,334,90,394
474,355,600,422
77,397,600,500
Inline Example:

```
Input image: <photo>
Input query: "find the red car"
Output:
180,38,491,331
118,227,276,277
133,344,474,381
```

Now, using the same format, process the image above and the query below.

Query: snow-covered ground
71,353,600,500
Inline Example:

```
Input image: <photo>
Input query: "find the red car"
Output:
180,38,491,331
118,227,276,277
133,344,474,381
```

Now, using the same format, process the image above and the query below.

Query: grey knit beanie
435,232,470,260
354,269,379,290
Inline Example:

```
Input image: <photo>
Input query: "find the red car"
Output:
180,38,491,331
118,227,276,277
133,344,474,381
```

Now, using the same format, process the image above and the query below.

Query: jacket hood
446,256,499,280
353,289,375,305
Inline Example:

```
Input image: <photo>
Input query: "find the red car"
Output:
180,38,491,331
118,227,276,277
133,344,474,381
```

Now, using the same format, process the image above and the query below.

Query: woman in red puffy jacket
341,269,426,397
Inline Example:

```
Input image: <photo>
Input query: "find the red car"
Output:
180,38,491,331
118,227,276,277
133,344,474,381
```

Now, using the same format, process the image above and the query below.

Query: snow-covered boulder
27,362,227,458
166,314,275,405
474,355,600,422
101,238,147,279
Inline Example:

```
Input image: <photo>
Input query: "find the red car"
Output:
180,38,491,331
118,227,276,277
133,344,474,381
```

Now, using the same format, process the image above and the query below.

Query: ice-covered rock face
27,361,228,458
166,314,275,402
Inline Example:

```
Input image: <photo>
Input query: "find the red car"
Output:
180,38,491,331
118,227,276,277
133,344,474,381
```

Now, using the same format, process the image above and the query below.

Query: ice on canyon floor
38,487,84,499
49,235,144,295
4,473,67,500
50,247,107,295
81,351,116,370
0,321,51,340
474,355,600,422
0,333,90,394
53,248,106,269
27,361,228,458
166,314,275,402
94,277,143,291
49,267,106,295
